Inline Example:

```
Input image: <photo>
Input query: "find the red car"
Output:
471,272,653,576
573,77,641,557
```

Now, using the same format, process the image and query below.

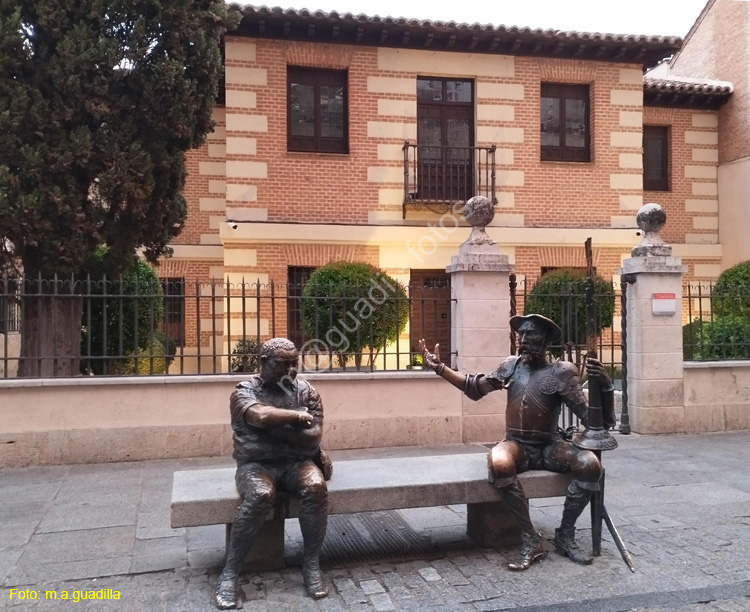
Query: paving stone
135,511,185,540
36,502,139,533
186,548,224,570
359,578,385,594
339,588,368,606
0,522,38,551
6,556,133,587
332,576,356,592
369,591,396,611
417,567,442,582
0,466,69,487
21,526,136,564
0,501,50,525
0,482,61,505
0,548,24,587
54,483,142,504
397,506,465,531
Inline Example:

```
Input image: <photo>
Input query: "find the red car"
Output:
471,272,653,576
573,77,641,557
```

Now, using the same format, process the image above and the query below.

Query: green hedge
231,338,260,373
684,316,750,360
524,268,615,351
302,262,408,367
712,261,750,319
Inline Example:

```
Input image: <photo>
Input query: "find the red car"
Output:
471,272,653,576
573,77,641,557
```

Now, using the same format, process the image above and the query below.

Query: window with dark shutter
288,67,348,154
643,126,669,191
541,83,591,162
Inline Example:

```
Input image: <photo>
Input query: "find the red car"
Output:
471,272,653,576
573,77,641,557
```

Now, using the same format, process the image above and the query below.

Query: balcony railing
402,142,496,218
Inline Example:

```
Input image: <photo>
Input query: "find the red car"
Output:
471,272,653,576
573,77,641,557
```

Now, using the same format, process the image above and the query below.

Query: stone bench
171,447,572,570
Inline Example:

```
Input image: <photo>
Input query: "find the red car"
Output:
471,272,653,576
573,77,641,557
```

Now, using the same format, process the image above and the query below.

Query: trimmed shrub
231,338,260,373
81,251,165,374
524,268,615,352
153,330,177,369
682,318,705,360
114,338,168,375
686,315,750,360
712,260,750,319
301,262,409,367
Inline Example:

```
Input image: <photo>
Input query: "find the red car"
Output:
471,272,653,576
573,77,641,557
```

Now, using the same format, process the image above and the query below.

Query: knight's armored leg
289,461,329,599
488,443,545,571
216,467,276,610
552,448,601,565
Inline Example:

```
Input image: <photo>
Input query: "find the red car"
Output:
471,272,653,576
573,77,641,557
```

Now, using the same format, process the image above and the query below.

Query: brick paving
2,432,750,611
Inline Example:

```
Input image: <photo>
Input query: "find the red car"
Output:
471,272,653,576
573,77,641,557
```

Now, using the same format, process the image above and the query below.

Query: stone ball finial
463,196,495,228
462,196,496,246
636,203,667,234
632,202,671,257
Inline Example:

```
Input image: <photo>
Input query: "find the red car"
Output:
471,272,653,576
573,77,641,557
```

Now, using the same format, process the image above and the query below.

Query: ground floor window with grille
287,267,317,350
161,278,185,347
0,279,21,334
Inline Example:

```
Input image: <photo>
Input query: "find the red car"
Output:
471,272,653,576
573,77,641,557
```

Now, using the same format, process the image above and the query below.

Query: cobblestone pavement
2,432,750,611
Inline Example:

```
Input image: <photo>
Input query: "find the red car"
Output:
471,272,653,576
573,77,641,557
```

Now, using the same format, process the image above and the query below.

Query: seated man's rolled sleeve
230,385,259,425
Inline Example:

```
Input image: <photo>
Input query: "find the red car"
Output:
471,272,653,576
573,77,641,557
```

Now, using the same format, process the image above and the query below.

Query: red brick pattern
671,0,750,164
643,106,718,247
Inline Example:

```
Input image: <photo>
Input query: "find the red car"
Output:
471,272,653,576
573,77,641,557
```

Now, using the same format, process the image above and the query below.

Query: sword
603,505,636,572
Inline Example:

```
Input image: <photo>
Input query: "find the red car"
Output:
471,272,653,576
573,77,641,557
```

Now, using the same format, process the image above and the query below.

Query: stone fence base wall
682,361,750,432
0,372,469,468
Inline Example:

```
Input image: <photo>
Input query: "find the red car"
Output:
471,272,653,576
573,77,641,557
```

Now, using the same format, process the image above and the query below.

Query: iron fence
510,274,623,431
0,275,453,378
511,275,622,376
684,282,750,361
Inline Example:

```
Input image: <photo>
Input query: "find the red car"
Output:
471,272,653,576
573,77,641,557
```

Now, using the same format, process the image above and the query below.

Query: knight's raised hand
418,338,442,372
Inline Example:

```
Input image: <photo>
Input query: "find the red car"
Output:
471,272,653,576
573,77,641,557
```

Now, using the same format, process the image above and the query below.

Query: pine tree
0,0,239,376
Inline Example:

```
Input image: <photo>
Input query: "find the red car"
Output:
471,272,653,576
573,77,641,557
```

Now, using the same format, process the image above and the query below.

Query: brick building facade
652,0,749,269
160,3,735,370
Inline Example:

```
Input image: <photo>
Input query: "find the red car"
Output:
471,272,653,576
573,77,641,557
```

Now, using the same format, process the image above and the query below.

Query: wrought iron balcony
402,142,496,218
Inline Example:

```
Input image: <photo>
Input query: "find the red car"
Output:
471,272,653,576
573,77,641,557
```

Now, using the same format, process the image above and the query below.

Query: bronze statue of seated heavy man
420,313,615,570
216,338,332,609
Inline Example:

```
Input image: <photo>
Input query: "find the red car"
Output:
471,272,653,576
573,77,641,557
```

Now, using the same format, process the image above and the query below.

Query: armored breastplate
505,363,562,443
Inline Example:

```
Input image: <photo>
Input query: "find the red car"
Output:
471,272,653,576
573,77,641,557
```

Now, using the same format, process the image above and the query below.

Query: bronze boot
553,526,592,565
508,530,546,571
302,556,329,599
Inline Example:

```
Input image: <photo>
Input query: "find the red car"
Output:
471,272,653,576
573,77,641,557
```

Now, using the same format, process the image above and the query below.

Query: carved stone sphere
463,196,494,228
636,203,667,234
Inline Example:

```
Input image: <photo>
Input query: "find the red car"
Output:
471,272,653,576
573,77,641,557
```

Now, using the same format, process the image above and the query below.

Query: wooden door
409,270,451,361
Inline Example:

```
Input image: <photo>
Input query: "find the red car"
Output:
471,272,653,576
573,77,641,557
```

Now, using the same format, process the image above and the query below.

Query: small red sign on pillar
652,292,676,315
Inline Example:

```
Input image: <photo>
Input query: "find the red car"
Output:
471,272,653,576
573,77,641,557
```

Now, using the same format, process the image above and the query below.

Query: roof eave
229,4,681,69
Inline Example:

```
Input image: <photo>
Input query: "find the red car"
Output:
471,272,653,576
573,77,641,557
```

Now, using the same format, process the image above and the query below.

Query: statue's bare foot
215,577,243,609
302,559,328,599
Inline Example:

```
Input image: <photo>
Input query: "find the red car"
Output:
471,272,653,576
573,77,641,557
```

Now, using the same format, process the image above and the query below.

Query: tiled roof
230,4,681,68
643,75,733,109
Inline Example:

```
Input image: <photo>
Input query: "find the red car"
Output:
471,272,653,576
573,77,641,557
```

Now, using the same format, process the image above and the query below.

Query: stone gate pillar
447,197,513,443
618,203,687,433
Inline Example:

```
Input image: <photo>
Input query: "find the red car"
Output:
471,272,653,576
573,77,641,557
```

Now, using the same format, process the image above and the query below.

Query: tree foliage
301,262,409,367
0,0,238,376
0,0,239,277
524,268,615,351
